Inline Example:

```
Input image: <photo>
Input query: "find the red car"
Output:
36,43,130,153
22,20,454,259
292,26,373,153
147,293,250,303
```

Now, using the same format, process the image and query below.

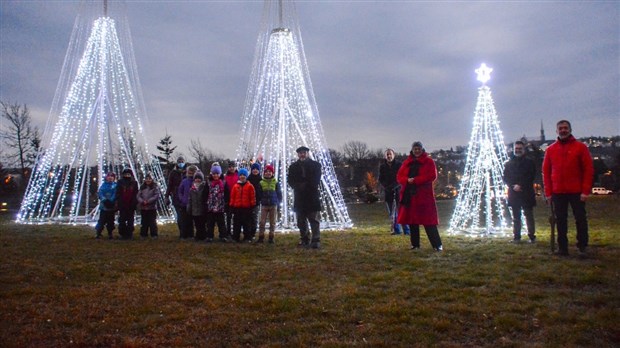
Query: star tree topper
476,63,493,85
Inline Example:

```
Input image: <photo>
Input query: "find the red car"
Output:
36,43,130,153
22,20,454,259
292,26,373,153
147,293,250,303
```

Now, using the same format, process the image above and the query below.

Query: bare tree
188,138,223,173
1,101,38,175
329,148,343,167
342,140,370,163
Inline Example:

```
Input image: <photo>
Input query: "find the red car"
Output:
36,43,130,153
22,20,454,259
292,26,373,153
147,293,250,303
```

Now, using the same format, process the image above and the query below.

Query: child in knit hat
229,168,256,242
187,171,207,241
206,164,230,242
95,172,118,239
248,162,263,239
257,164,282,243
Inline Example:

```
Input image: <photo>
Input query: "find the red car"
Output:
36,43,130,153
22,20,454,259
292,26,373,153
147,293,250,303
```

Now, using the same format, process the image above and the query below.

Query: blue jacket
258,177,282,207
177,177,193,207
98,181,117,211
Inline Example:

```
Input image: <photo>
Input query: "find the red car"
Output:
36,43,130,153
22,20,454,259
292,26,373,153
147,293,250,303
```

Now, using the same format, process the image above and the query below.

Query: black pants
96,210,115,236
175,205,193,239
553,193,588,252
296,211,321,243
192,215,206,240
510,204,535,240
233,209,253,241
206,212,227,239
118,209,135,239
409,224,442,249
140,209,158,237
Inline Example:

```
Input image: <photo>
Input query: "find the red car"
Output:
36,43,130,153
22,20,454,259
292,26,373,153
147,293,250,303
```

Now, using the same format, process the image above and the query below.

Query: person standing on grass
397,141,443,251
247,162,263,239
166,156,187,238
504,141,537,243
379,148,410,236
137,172,160,239
257,164,282,244
177,165,198,239
187,171,208,241
206,164,230,242
117,168,139,240
543,120,594,256
229,168,256,242
288,146,322,249
95,172,118,239
224,161,239,240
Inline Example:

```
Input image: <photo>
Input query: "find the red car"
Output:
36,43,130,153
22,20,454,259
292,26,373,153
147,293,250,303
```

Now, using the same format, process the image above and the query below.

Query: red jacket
543,135,593,197
229,181,256,209
397,152,439,226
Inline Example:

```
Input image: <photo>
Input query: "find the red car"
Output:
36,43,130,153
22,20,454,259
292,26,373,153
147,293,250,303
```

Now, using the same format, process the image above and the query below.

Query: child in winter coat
256,164,282,243
229,168,256,242
248,162,263,238
137,172,160,238
177,165,198,239
95,172,118,239
187,171,207,241
117,168,139,240
206,164,229,242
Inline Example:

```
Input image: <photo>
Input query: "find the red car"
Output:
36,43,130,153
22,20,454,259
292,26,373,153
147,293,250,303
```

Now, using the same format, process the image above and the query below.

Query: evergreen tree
156,131,177,168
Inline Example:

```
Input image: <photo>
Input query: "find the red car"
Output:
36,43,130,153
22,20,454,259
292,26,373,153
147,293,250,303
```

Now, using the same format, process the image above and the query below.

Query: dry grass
1,197,619,347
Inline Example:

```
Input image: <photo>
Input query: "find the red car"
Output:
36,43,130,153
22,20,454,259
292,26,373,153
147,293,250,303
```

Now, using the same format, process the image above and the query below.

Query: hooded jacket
397,152,439,226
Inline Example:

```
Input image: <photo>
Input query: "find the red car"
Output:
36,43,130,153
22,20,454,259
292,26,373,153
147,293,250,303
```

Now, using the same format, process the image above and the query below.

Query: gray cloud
1,1,618,159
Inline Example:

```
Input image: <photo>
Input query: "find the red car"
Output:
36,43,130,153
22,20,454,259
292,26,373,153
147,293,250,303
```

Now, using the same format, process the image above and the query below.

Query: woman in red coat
397,142,443,251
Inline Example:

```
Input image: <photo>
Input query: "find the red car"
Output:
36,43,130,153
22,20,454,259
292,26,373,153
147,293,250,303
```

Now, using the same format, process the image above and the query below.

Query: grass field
1,197,619,347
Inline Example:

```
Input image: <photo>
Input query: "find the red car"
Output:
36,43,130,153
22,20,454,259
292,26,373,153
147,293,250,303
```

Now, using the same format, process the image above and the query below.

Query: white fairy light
449,64,511,235
236,0,352,231
18,4,174,224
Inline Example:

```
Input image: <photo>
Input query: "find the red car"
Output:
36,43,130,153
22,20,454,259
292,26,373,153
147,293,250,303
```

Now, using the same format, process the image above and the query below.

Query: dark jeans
552,193,588,252
175,205,193,239
510,204,535,240
118,209,135,239
140,209,158,237
233,209,253,241
296,211,321,243
206,212,227,239
385,188,408,234
409,224,442,249
96,210,116,236
191,215,205,240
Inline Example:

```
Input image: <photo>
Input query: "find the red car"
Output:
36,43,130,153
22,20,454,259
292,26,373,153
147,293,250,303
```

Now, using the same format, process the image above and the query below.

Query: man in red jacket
543,120,594,256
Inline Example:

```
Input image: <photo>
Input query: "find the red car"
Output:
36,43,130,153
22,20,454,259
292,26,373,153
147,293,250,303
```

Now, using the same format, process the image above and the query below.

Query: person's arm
542,150,552,200
581,144,594,200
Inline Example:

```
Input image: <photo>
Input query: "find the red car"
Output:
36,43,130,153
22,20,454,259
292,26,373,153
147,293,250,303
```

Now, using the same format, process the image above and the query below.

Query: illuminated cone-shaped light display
449,64,510,235
236,0,352,230
18,1,174,224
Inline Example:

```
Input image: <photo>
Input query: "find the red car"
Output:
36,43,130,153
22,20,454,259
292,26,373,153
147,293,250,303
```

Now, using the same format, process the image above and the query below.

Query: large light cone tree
18,1,174,224
449,64,511,235
236,0,352,230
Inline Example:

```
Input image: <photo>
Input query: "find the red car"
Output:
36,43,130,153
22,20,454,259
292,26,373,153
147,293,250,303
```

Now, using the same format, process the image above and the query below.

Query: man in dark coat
504,141,537,243
117,168,139,239
288,146,322,249
166,156,186,238
378,148,409,235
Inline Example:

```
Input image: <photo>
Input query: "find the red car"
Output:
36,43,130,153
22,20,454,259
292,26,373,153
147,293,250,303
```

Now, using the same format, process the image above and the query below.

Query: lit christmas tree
236,0,352,230
18,1,174,224
449,63,510,235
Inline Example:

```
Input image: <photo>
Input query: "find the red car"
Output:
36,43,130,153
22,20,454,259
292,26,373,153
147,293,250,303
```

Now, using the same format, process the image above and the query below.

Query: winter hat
144,172,153,179
122,168,133,177
194,171,204,181
211,165,222,175
106,172,116,178
211,161,220,168
411,141,425,151
264,164,275,173
177,156,185,162
251,162,261,171
296,146,310,153
238,168,249,177
228,160,237,167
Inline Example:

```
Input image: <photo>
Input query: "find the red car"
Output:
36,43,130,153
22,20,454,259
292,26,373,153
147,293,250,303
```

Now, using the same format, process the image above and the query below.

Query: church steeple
540,119,546,142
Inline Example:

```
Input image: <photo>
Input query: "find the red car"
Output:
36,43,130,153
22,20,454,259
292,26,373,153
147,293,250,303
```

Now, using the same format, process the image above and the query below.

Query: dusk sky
1,1,619,159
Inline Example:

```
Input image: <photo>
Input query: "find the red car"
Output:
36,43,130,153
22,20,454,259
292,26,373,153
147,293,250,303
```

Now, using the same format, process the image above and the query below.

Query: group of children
95,161,283,244
95,168,160,239
178,162,282,243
